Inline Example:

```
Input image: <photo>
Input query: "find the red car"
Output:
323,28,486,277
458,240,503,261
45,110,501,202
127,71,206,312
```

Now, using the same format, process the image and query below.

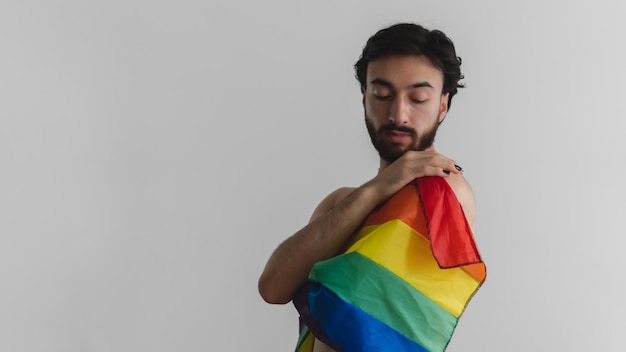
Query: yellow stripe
346,219,481,317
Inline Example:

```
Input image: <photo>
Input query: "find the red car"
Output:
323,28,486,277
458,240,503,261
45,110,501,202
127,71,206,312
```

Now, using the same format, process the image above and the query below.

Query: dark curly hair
355,23,464,108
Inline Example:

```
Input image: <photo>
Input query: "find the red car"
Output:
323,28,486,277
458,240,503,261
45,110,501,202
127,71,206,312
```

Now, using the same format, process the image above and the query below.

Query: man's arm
258,184,382,304
257,150,461,304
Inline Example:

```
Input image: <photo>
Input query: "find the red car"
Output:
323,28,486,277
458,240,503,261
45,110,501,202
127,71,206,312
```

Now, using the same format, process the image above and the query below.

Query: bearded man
259,23,485,352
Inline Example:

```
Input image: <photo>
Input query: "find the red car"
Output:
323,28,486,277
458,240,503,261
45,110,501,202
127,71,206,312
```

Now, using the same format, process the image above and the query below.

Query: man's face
363,55,450,163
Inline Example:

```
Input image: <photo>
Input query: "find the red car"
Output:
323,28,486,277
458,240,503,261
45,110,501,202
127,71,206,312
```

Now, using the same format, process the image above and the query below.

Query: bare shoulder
444,173,476,230
309,187,357,223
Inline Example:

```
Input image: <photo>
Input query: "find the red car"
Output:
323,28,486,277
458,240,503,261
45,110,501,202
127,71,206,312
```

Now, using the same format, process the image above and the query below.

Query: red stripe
416,176,483,269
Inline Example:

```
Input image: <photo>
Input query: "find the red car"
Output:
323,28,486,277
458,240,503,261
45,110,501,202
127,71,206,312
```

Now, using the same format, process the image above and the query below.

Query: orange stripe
461,262,486,283
362,183,427,235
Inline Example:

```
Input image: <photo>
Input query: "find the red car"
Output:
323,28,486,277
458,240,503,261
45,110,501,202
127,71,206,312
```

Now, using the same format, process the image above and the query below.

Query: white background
2,1,626,351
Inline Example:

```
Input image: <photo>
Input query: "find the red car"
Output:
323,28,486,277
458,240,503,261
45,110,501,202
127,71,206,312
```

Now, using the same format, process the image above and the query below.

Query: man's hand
367,150,461,201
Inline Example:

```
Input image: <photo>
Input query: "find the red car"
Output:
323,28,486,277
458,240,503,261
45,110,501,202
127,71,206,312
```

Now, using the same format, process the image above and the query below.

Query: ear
438,93,450,123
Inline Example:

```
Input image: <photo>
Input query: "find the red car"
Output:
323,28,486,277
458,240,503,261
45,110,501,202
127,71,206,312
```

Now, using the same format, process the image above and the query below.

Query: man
259,23,484,351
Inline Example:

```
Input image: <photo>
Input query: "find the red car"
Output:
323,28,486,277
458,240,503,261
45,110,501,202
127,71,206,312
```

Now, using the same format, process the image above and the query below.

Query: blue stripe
309,285,429,352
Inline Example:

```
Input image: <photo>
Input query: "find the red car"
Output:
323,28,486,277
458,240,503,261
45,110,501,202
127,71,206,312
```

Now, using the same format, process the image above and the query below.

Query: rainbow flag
293,176,486,352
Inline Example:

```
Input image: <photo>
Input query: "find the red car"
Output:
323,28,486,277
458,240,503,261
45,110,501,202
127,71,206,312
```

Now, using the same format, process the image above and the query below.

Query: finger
421,165,452,177
445,164,462,175
432,156,461,175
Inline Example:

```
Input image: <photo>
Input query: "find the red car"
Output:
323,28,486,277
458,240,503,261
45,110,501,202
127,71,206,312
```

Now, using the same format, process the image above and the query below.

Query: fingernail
455,164,463,171
443,169,451,175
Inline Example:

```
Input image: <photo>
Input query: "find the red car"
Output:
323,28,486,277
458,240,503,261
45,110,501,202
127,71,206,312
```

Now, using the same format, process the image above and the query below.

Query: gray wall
2,1,625,351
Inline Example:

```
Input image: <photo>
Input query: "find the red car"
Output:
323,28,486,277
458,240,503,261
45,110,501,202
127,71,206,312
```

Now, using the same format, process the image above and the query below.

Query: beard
366,118,440,163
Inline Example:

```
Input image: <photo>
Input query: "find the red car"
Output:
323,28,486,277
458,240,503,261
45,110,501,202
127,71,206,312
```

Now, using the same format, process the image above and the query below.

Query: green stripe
310,252,457,351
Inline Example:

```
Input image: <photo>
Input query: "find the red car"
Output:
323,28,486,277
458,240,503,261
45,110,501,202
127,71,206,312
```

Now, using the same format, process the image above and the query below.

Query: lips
384,130,412,143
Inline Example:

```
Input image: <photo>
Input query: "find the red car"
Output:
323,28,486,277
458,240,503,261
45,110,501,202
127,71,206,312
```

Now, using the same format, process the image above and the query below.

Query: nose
388,96,409,125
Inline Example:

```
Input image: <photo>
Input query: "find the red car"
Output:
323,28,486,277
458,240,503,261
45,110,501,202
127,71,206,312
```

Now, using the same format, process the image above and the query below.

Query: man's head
355,23,464,163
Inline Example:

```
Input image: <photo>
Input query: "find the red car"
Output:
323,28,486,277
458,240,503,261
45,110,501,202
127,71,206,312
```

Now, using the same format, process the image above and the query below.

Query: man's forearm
258,183,384,304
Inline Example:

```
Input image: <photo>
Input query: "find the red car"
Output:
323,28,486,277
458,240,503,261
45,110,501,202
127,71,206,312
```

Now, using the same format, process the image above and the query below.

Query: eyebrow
370,78,433,90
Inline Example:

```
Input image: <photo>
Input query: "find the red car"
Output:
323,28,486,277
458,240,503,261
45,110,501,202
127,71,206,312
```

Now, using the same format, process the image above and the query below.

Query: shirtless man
258,23,475,351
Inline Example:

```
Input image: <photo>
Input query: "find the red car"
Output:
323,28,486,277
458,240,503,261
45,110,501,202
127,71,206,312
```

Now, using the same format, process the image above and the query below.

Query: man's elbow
257,274,293,305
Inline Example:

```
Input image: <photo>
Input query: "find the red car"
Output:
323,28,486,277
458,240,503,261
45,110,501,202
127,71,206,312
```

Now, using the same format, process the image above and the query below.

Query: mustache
378,123,417,135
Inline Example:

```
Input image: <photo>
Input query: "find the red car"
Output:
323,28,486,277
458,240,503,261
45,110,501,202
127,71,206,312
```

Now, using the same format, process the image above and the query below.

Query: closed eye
374,94,392,101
